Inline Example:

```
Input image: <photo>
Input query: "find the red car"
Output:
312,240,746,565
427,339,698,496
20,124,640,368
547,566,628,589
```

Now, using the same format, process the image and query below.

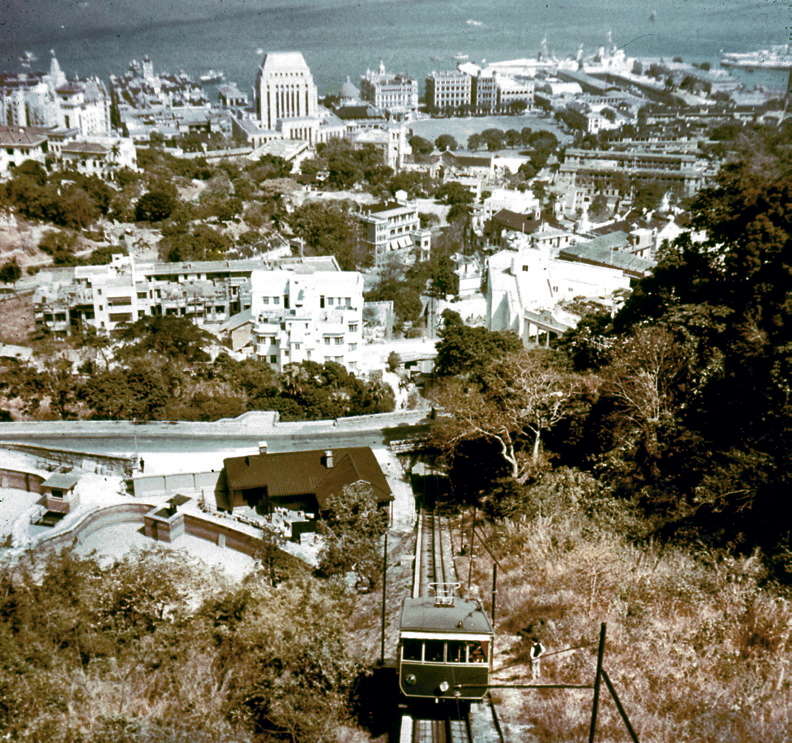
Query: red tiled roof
224,447,392,510
0,125,49,148
61,142,109,155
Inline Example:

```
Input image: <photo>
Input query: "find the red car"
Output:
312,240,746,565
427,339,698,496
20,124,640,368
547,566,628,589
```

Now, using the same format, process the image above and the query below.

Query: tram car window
398,593,494,703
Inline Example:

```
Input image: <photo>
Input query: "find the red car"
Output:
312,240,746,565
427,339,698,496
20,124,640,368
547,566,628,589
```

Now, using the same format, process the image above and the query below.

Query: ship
720,45,792,70
199,69,225,83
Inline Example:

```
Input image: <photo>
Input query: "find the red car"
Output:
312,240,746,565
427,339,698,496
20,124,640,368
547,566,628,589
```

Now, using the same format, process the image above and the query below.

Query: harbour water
0,0,789,95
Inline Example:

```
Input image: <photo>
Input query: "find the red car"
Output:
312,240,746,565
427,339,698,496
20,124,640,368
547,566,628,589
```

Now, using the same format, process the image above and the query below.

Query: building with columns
253,52,319,143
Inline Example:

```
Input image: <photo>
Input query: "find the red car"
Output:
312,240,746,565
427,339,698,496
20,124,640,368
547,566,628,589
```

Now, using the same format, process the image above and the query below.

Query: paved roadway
0,411,434,458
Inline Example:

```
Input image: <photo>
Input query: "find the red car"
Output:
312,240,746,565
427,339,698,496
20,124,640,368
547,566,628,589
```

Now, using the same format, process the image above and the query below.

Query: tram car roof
400,596,493,636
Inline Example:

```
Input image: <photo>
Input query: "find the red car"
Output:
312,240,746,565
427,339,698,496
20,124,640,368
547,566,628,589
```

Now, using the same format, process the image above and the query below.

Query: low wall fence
2,443,137,477
28,503,280,563
32,502,152,553
132,471,223,500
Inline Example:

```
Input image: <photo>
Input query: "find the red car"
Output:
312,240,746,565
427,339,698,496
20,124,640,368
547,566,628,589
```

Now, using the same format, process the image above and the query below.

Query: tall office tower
254,52,318,131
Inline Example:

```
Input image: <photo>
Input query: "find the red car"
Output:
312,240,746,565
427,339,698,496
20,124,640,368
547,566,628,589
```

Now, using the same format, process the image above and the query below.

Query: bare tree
432,349,587,482
603,326,689,452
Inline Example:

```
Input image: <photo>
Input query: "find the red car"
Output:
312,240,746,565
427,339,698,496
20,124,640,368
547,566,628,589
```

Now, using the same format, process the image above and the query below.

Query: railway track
416,509,456,598
403,509,474,743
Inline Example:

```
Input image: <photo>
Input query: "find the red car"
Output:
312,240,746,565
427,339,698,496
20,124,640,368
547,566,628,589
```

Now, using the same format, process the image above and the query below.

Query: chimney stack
258,441,268,455
325,450,334,468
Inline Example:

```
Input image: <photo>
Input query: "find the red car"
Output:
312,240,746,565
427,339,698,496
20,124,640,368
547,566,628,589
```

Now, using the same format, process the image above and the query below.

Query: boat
453,53,469,62
199,69,224,83
466,19,483,27
19,50,37,67
720,45,792,70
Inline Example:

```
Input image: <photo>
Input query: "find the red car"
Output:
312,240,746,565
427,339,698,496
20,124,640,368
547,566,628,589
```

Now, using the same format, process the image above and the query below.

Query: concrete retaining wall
2,444,136,477
0,467,45,493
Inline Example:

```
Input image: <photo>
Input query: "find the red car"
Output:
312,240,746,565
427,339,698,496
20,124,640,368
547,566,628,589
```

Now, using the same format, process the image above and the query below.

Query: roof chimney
258,441,268,455
325,450,334,469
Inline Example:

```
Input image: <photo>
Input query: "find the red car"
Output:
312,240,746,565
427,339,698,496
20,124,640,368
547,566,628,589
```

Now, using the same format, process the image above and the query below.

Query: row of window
401,639,489,664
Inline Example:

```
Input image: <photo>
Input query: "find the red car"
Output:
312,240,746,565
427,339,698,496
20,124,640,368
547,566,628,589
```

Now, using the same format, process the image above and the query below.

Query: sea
0,0,789,96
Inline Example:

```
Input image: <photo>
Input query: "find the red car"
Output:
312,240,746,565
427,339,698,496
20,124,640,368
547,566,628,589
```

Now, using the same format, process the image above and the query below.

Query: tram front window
403,640,422,661
447,641,467,663
467,641,487,663
425,640,444,663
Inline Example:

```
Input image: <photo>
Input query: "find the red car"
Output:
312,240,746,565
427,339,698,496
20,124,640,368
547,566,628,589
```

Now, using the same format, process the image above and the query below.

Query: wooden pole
491,562,498,625
588,623,607,743
380,531,388,665
602,669,640,743
467,507,477,593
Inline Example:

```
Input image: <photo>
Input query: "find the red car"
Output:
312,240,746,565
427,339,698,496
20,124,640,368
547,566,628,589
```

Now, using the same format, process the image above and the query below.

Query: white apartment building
250,267,364,372
487,239,630,345
33,256,257,336
253,52,319,143
425,70,472,112
358,200,432,270
0,125,49,175
360,61,419,114
0,56,110,137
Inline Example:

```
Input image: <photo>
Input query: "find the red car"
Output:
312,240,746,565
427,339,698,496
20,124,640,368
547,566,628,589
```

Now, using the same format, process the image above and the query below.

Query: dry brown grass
0,293,36,345
457,511,792,743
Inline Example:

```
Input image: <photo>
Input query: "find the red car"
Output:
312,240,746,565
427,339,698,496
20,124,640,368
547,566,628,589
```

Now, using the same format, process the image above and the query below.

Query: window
350,343,357,351
349,323,358,333
335,337,343,345
425,641,444,663
328,297,334,305
263,297,269,305
273,297,280,305
324,336,331,345
270,355,277,363
447,641,467,664
403,640,422,661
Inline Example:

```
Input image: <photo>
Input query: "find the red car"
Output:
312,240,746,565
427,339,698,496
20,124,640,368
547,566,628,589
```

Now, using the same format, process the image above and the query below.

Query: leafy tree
467,133,484,151
0,257,21,287
117,315,213,363
291,200,368,270
436,181,473,206
12,159,47,186
434,310,521,379
135,190,176,222
434,134,459,152
588,193,610,221
408,135,434,156
317,482,389,590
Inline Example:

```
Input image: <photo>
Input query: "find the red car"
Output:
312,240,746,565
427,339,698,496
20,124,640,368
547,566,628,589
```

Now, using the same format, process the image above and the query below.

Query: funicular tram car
398,584,494,705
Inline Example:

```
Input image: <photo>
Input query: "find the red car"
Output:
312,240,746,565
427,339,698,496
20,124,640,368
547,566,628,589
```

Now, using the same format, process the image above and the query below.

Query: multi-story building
425,70,472,112
486,238,633,346
0,125,49,175
358,200,432,270
32,255,340,336
555,147,709,215
0,55,110,136
250,268,364,372
471,72,498,112
253,51,319,143
360,61,419,115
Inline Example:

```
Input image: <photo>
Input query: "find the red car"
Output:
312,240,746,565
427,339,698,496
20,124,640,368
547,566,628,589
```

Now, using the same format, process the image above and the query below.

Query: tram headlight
439,680,450,693
405,674,417,686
